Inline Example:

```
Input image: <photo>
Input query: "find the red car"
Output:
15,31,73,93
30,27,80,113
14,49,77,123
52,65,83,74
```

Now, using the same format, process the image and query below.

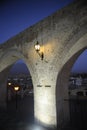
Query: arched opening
0,59,34,129
68,49,87,129
56,31,87,129
56,49,87,129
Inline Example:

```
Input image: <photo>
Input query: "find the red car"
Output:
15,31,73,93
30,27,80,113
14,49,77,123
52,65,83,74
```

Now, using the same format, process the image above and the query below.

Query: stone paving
0,96,82,130
0,96,34,130
0,96,58,130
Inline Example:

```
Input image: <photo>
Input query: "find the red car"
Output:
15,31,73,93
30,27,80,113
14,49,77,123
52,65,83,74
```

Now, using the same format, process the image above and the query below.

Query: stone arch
0,48,33,109
0,49,25,71
56,32,87,128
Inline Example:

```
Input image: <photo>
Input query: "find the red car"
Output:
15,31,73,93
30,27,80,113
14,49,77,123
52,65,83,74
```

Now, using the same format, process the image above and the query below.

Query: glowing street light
7,82,12,108
14,86,20,110
14,86,20,91
8,82,12,86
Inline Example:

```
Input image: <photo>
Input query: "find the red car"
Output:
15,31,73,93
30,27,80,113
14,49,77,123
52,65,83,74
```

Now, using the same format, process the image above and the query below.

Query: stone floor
0,96,85,130
0,96,34,130
0,96,57,130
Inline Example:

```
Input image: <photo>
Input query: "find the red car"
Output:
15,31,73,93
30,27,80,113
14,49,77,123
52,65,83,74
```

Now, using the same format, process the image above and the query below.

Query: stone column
0,66,11,109
56,61,71,129
0,82,7,109
32,66,57,129
56,77,70,129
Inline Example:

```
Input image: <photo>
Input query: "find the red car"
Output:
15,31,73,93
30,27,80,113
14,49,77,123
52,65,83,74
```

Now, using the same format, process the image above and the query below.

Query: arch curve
0,48,34,76
56,32,87,128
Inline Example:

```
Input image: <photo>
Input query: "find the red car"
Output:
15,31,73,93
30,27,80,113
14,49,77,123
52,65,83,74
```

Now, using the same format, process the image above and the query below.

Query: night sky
0,0,87,73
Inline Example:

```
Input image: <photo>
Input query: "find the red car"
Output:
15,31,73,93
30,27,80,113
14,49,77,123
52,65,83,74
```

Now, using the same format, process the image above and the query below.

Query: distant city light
8,82,11,86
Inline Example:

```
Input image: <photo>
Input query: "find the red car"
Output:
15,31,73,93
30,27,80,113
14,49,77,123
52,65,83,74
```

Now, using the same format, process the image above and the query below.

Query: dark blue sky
0,0,87,73
0,0,74,44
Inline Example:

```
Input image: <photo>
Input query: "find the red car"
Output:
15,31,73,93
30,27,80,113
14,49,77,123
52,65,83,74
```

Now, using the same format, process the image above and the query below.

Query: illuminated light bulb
14,86,19,91
35,41,40,51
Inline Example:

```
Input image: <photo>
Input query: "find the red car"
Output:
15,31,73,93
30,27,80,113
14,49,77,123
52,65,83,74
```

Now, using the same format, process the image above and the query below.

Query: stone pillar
56,63,71,129
0,82,7,109
0,66,11,109
56,79,70,129
33,68,57,129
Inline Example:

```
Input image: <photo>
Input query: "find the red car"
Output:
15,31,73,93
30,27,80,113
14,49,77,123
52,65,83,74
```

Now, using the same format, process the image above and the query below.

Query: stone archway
56,33,87,129
0,49,33,110
6,59,34,123
0,1,86,129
